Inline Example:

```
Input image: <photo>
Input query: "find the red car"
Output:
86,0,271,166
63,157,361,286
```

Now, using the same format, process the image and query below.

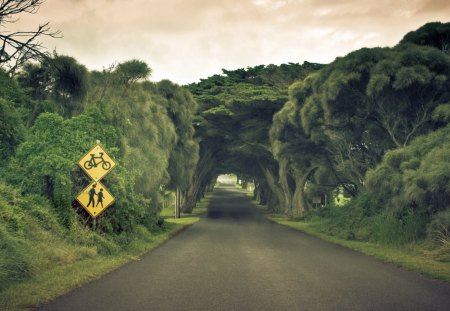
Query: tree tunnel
183,40,450,219
181,62,327,217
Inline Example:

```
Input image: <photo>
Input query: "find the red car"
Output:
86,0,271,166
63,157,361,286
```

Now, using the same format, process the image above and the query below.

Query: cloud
6,0,450,84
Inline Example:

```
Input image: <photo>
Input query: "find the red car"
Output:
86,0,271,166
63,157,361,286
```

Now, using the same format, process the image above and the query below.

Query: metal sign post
76,144,116,218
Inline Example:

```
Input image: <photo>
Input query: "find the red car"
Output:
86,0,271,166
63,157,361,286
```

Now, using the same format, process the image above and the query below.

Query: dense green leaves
5,110,117,226
0,56,199,235
400,22,450,53
116,59,152,85
0,99,25,164
188,63,323,212
156,80,199,191
16,54,89,121
366,125,450,215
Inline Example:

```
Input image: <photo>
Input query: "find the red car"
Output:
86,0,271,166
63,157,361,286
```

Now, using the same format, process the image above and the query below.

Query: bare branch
0,0,60,74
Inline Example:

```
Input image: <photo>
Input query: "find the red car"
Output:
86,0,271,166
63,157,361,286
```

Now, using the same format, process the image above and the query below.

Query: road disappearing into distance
38,185,450,311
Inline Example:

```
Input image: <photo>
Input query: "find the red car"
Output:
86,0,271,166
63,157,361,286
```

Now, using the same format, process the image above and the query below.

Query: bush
0,225,32,291
5,110,118,228
364,125,450,240
368,208,427,245
427,210,450,243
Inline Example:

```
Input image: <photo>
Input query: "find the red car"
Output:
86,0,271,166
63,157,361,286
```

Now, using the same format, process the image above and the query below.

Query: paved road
37,186,450,311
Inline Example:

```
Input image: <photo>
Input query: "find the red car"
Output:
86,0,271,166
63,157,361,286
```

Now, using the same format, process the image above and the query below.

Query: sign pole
175,187,181,219
76,143,116,219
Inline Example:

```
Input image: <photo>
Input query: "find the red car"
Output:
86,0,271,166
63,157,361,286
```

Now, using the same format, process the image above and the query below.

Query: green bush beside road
0,185,209,310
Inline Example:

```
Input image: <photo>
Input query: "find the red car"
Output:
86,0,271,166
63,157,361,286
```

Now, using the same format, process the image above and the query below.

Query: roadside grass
258,207,450,283
0,195,210,311
160,192,211,221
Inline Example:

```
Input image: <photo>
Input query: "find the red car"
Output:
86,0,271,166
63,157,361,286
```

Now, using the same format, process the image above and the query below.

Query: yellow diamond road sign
78,144,116,182
76,181,115,218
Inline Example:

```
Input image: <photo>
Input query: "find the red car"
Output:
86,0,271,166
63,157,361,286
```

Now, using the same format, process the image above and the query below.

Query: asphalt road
37,186,450,311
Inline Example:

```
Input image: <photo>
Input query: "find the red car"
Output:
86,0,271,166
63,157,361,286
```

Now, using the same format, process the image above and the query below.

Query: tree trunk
183,148,216,213
261,166,285,213
278,158,293,217
175,187,181,218
292,167,318,217
292,175,307,218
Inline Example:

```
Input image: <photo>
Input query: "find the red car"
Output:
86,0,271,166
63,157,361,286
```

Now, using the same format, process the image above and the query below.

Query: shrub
427,210,450,243
0,225,32,290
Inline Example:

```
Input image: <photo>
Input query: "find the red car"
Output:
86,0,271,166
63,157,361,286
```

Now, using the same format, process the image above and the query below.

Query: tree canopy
400,21,450,53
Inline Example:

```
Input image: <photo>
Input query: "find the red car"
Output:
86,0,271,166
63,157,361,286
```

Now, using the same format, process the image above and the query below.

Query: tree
86,61,178,205
298,45,450,196
362,124,450,244
0,0,60,74
116,59,151,85
270,77,330,216
187,63,322,212
155,80,199,214
367,44,450,146
46,55,89,117
400,22,450,54
0,69,26,164
299,48,390,195
17,54,89,119
0,98,25,164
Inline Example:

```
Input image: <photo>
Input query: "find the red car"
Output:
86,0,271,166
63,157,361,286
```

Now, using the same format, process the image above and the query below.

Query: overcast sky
12,0,450,84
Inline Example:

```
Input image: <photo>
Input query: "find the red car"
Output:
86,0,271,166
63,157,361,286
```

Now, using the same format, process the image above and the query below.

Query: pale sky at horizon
11,0,450,85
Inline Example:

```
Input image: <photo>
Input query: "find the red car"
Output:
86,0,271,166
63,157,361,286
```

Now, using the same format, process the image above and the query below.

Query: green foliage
0,182,42,290
290,44,450,200
0,69,29,109
304,125,450,248
189,63,319,180
0,178,135,291
0,98,25,164
5,109,117,227
400,22,450,53
0,70,27,164
0,53,203,293
16,55,89,119
188,62,324,95
366,125,450,214
8,57,196,234
355,125,450,244
116,59,151,84
0,224,31,290
426,210,450,262
156,80,199,191
427,210,450,243
50,55,89,115
91,77,177,200
368,208,427,245
432,103,450,123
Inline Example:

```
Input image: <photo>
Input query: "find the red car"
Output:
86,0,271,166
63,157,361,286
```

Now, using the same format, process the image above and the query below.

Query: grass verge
0,195,210,311
253,203,450,284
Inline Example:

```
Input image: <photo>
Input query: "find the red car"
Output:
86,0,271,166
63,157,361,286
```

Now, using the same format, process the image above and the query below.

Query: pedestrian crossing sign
76,181,115,218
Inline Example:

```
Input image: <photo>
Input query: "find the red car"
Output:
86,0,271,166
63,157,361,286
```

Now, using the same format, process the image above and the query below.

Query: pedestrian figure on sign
87,184,96,207
96,188,104,208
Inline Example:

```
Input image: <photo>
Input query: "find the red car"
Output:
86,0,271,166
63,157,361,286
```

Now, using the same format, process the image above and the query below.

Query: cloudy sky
12,0,450,84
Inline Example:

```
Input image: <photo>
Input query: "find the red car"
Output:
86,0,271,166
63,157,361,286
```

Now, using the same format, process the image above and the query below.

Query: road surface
37,186,450,311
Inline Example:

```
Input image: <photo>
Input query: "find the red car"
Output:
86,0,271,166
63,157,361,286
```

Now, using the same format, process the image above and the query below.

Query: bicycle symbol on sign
83,152,112,170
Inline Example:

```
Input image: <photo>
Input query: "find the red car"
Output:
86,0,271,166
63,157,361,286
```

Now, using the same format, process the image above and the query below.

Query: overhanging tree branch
0,0,61,74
